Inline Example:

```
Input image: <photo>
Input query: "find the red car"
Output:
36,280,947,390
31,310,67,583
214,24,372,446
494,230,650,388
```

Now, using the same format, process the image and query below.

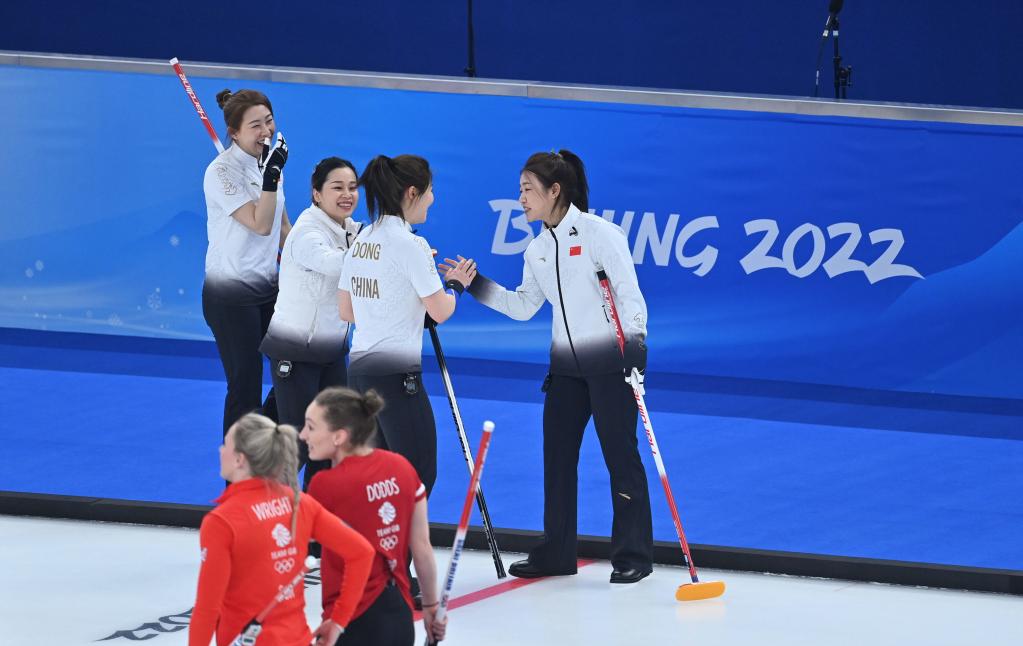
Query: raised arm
422,289,457,325
444,256,546,321
337,247,357,323
204,162,278,237
206,136,288,236
408,236,457,324
290,226,347,275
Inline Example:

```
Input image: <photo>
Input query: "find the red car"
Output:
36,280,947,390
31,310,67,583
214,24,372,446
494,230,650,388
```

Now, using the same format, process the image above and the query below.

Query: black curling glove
258,133,288,192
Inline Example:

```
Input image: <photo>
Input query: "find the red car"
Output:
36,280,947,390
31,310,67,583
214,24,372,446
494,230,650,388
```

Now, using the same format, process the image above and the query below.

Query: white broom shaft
228,565,308,645
629,373,700,581
169,57,225,153
256,565,307,622
435,424,494,625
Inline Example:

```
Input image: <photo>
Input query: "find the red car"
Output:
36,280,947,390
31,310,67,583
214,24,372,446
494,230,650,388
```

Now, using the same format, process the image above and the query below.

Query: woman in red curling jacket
189,413,375,646
301,387,446,646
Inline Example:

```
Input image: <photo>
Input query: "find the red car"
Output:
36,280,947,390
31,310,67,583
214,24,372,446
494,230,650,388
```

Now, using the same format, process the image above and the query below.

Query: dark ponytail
360,154,432,224
521,149,589,213
313,387,386,448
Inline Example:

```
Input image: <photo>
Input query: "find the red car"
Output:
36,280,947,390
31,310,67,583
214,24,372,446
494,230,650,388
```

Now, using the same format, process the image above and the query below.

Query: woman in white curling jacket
441,149,654,585
260,157,362,489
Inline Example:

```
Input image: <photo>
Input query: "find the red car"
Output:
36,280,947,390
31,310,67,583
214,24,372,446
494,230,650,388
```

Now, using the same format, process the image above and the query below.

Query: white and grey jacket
260,205,362,363
469,203,647,376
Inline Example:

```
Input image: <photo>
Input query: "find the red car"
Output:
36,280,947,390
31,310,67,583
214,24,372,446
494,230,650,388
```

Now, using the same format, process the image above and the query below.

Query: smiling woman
259,157,365,490
300,387,446,646
191,413,374,646
337,154,475,503
202,88,293,439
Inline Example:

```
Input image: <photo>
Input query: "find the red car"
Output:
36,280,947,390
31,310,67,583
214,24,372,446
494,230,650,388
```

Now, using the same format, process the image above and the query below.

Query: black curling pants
348,372,437,496
334,583,414,646
270,356,347,490
202,290,278,436
528,372,654,573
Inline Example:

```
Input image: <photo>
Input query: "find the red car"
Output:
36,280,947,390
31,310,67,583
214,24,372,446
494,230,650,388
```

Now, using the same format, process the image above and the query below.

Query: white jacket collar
306,204,355,237
548,203,583,238
373,214,412,233
226,142,259,170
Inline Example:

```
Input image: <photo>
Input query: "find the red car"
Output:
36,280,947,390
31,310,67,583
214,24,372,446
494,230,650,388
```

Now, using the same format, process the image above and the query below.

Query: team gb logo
271,523,292,547
378,501,397,525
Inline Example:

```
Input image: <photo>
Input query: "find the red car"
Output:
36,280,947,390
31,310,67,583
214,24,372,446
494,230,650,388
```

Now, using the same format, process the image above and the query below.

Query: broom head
675,580,726,601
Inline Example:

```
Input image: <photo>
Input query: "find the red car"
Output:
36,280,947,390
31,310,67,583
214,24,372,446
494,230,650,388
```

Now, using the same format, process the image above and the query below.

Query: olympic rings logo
379,536,399,551
274,558,295,574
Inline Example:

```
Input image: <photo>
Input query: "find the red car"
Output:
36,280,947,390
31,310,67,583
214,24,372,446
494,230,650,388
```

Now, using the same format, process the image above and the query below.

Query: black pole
465,0,477,78
813,27,828,97
831,15,852,99
833,17,842,99
428,323,506,578
814,0,851,99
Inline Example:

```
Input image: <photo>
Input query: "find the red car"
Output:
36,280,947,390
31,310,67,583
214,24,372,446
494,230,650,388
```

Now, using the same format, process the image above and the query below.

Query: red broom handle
170,57,225,154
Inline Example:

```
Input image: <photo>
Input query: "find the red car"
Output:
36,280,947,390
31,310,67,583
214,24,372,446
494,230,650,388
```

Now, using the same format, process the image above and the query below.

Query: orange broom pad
676,580,726,602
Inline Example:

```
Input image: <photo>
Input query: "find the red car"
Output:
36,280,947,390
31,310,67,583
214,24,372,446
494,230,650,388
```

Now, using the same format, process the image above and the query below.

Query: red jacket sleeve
310,502,374,628
189,514,234,646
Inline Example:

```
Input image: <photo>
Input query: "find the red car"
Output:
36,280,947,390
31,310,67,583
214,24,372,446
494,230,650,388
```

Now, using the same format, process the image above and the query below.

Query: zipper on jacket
550,228,582,373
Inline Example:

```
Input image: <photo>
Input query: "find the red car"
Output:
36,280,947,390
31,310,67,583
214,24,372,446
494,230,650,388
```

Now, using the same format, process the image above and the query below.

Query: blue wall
3,1,1023,109
3,64,1021,401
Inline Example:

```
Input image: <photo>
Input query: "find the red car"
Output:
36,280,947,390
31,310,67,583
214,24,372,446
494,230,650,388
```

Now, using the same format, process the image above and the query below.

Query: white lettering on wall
488,200,921,282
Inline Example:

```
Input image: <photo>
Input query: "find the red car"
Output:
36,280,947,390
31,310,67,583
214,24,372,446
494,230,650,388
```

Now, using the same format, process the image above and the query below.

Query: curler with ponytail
232,413,302,539
313,387,386,448
521,148,589,213
359,155,432,224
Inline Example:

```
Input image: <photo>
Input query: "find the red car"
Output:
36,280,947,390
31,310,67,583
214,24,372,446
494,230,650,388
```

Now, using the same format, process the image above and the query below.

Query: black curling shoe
609,567,652,584
508,559,576,579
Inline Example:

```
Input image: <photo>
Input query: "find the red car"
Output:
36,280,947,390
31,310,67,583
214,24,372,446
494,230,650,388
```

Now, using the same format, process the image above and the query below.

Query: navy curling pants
528,371,654,573
348,371,437,497
202,289,278,436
